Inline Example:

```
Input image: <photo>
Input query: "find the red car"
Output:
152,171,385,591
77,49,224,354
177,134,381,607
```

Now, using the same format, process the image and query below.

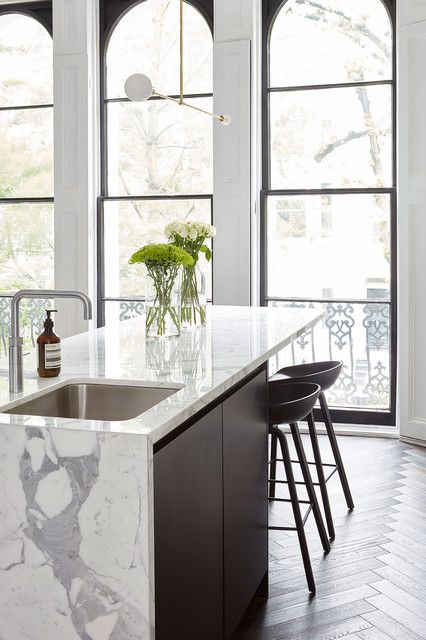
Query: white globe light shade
124,74,154,102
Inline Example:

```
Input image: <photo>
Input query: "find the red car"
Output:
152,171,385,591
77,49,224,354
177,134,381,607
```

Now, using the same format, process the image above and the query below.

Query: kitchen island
0,306,323,640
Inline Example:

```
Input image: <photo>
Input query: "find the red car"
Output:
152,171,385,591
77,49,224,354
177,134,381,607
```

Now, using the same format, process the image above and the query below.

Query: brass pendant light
124,0,231,125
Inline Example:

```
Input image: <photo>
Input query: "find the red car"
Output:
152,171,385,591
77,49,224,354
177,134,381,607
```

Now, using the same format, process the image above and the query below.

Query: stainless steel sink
5,383,179,422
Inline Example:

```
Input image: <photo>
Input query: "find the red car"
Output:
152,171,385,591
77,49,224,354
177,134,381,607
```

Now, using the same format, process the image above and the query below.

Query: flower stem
146,265,180,337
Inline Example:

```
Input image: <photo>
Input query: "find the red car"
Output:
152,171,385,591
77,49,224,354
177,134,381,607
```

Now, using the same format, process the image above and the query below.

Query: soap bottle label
44,343,61,369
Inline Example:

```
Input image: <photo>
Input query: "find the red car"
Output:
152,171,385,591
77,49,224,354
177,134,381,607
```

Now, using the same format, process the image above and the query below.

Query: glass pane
0,14,52,107
266,194,391,300
106,0,212,98
0,203,54,291
270,0,392,88
270,86,392,189
107,99,213,196
269,301,391,411
0,107,53,198
104,300,146,327
103,198,212,299
0,295,54,355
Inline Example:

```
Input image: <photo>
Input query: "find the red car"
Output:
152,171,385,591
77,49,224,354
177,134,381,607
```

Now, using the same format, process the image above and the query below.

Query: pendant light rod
124,0,231,125
153,89,229,123
180,0,184,105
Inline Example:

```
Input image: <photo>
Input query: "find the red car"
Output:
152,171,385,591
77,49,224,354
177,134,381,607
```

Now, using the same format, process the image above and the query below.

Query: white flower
164,219,217,242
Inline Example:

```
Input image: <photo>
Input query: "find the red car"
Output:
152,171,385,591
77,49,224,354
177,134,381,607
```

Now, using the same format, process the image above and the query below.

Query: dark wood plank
365,594,426,637
361,610,424,640
373,563,426,602
233,437,426,640
369,580,426,622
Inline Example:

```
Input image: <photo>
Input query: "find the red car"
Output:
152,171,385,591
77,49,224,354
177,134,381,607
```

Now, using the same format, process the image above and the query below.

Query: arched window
99,0,213,325
263,0,396,424
0,11,53,293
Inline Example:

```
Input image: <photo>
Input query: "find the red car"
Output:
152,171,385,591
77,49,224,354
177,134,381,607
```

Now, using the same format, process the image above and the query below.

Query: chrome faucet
9,289,93,394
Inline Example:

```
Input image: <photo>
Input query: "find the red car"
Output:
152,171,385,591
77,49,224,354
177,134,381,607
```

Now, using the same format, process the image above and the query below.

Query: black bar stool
270,361,355,541
269,381,331,595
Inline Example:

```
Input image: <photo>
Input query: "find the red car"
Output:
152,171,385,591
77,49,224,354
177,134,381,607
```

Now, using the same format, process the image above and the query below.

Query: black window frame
0,1,54,279
98,0,214,327
261,0,397,427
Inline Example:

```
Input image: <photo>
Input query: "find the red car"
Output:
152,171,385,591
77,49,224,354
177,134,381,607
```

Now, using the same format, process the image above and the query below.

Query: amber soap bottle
37,309,61,378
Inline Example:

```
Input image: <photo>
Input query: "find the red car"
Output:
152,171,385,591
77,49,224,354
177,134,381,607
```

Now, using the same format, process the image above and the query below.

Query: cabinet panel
223,370,269,638
154,405,223,640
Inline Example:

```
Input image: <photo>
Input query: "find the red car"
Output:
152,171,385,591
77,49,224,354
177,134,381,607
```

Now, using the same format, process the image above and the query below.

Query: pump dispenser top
44,309,57,332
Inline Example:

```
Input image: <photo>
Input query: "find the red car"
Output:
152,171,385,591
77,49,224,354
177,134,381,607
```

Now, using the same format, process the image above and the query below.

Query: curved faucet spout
9,289,93,393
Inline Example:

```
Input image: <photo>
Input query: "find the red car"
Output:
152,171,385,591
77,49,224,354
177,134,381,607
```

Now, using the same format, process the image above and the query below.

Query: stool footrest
268,503,313,530
269,478,322,487
289,459,337,469
269,497,311,504
269,458,338,485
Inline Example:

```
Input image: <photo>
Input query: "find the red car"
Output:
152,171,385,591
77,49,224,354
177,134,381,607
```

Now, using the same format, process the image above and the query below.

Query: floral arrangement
130,243,194,337
165,220,217,326
130,243,194,268
165,221,216,258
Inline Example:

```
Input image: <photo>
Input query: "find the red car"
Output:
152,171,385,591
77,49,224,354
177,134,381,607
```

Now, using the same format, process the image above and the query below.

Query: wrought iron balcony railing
1,295,391,413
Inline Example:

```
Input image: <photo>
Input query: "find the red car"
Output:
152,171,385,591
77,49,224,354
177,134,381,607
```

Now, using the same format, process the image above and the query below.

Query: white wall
213,0,260,306
398,0,426,443
53,0,99,336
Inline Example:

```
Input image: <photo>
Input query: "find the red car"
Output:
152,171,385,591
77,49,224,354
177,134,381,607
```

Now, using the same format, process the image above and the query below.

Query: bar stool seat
270,360,342,391
270,361,355,529
268,381,331,596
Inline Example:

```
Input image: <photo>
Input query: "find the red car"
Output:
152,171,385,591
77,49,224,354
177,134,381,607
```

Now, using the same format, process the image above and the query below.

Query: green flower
129,243,194,268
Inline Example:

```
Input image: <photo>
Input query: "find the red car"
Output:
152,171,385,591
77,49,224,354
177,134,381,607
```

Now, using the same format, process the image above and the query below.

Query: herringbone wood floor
233,435,426,640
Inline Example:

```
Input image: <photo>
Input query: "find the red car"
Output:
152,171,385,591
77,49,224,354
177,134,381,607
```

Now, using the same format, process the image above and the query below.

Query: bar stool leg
269,431,278,500
273,428,316,595
307,411,335,541
290,423,331,554
319,391,355,511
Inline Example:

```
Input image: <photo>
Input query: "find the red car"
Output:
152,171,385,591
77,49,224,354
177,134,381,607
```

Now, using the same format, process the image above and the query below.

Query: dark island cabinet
223,370,268,637
154,368,268,640
154,404,224,640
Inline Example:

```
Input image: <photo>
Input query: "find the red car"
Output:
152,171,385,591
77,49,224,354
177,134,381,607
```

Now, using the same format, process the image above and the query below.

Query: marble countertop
0,305,323,444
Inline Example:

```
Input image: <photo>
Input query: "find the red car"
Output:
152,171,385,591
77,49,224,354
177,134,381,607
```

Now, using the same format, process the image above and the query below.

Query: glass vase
145,265,181,338
180,264,207,328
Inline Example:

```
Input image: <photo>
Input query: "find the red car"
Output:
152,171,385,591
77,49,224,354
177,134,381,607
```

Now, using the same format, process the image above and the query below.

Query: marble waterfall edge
0,425,153,640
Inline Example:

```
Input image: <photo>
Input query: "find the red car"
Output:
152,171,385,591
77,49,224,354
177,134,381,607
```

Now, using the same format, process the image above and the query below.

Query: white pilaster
213,0,258,305
399,0,426,25
53,0,99,336
398,0,426,442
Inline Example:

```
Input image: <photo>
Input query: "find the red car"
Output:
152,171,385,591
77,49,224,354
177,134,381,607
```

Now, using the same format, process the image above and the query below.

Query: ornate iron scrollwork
365,361,389,400
119,300,145,321
363,303,390,350
0,297,53,356
325,303,355,351
363,303,390,401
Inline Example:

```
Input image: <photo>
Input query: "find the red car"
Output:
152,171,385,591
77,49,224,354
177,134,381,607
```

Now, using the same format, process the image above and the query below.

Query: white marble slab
0,425,153,639
0,305,323,444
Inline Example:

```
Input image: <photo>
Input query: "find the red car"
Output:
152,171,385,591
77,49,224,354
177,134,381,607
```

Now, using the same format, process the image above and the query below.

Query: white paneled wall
399,0,426,24
213,0,259,306
53,0,99,336
213,39,251,305
398,0,426,442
